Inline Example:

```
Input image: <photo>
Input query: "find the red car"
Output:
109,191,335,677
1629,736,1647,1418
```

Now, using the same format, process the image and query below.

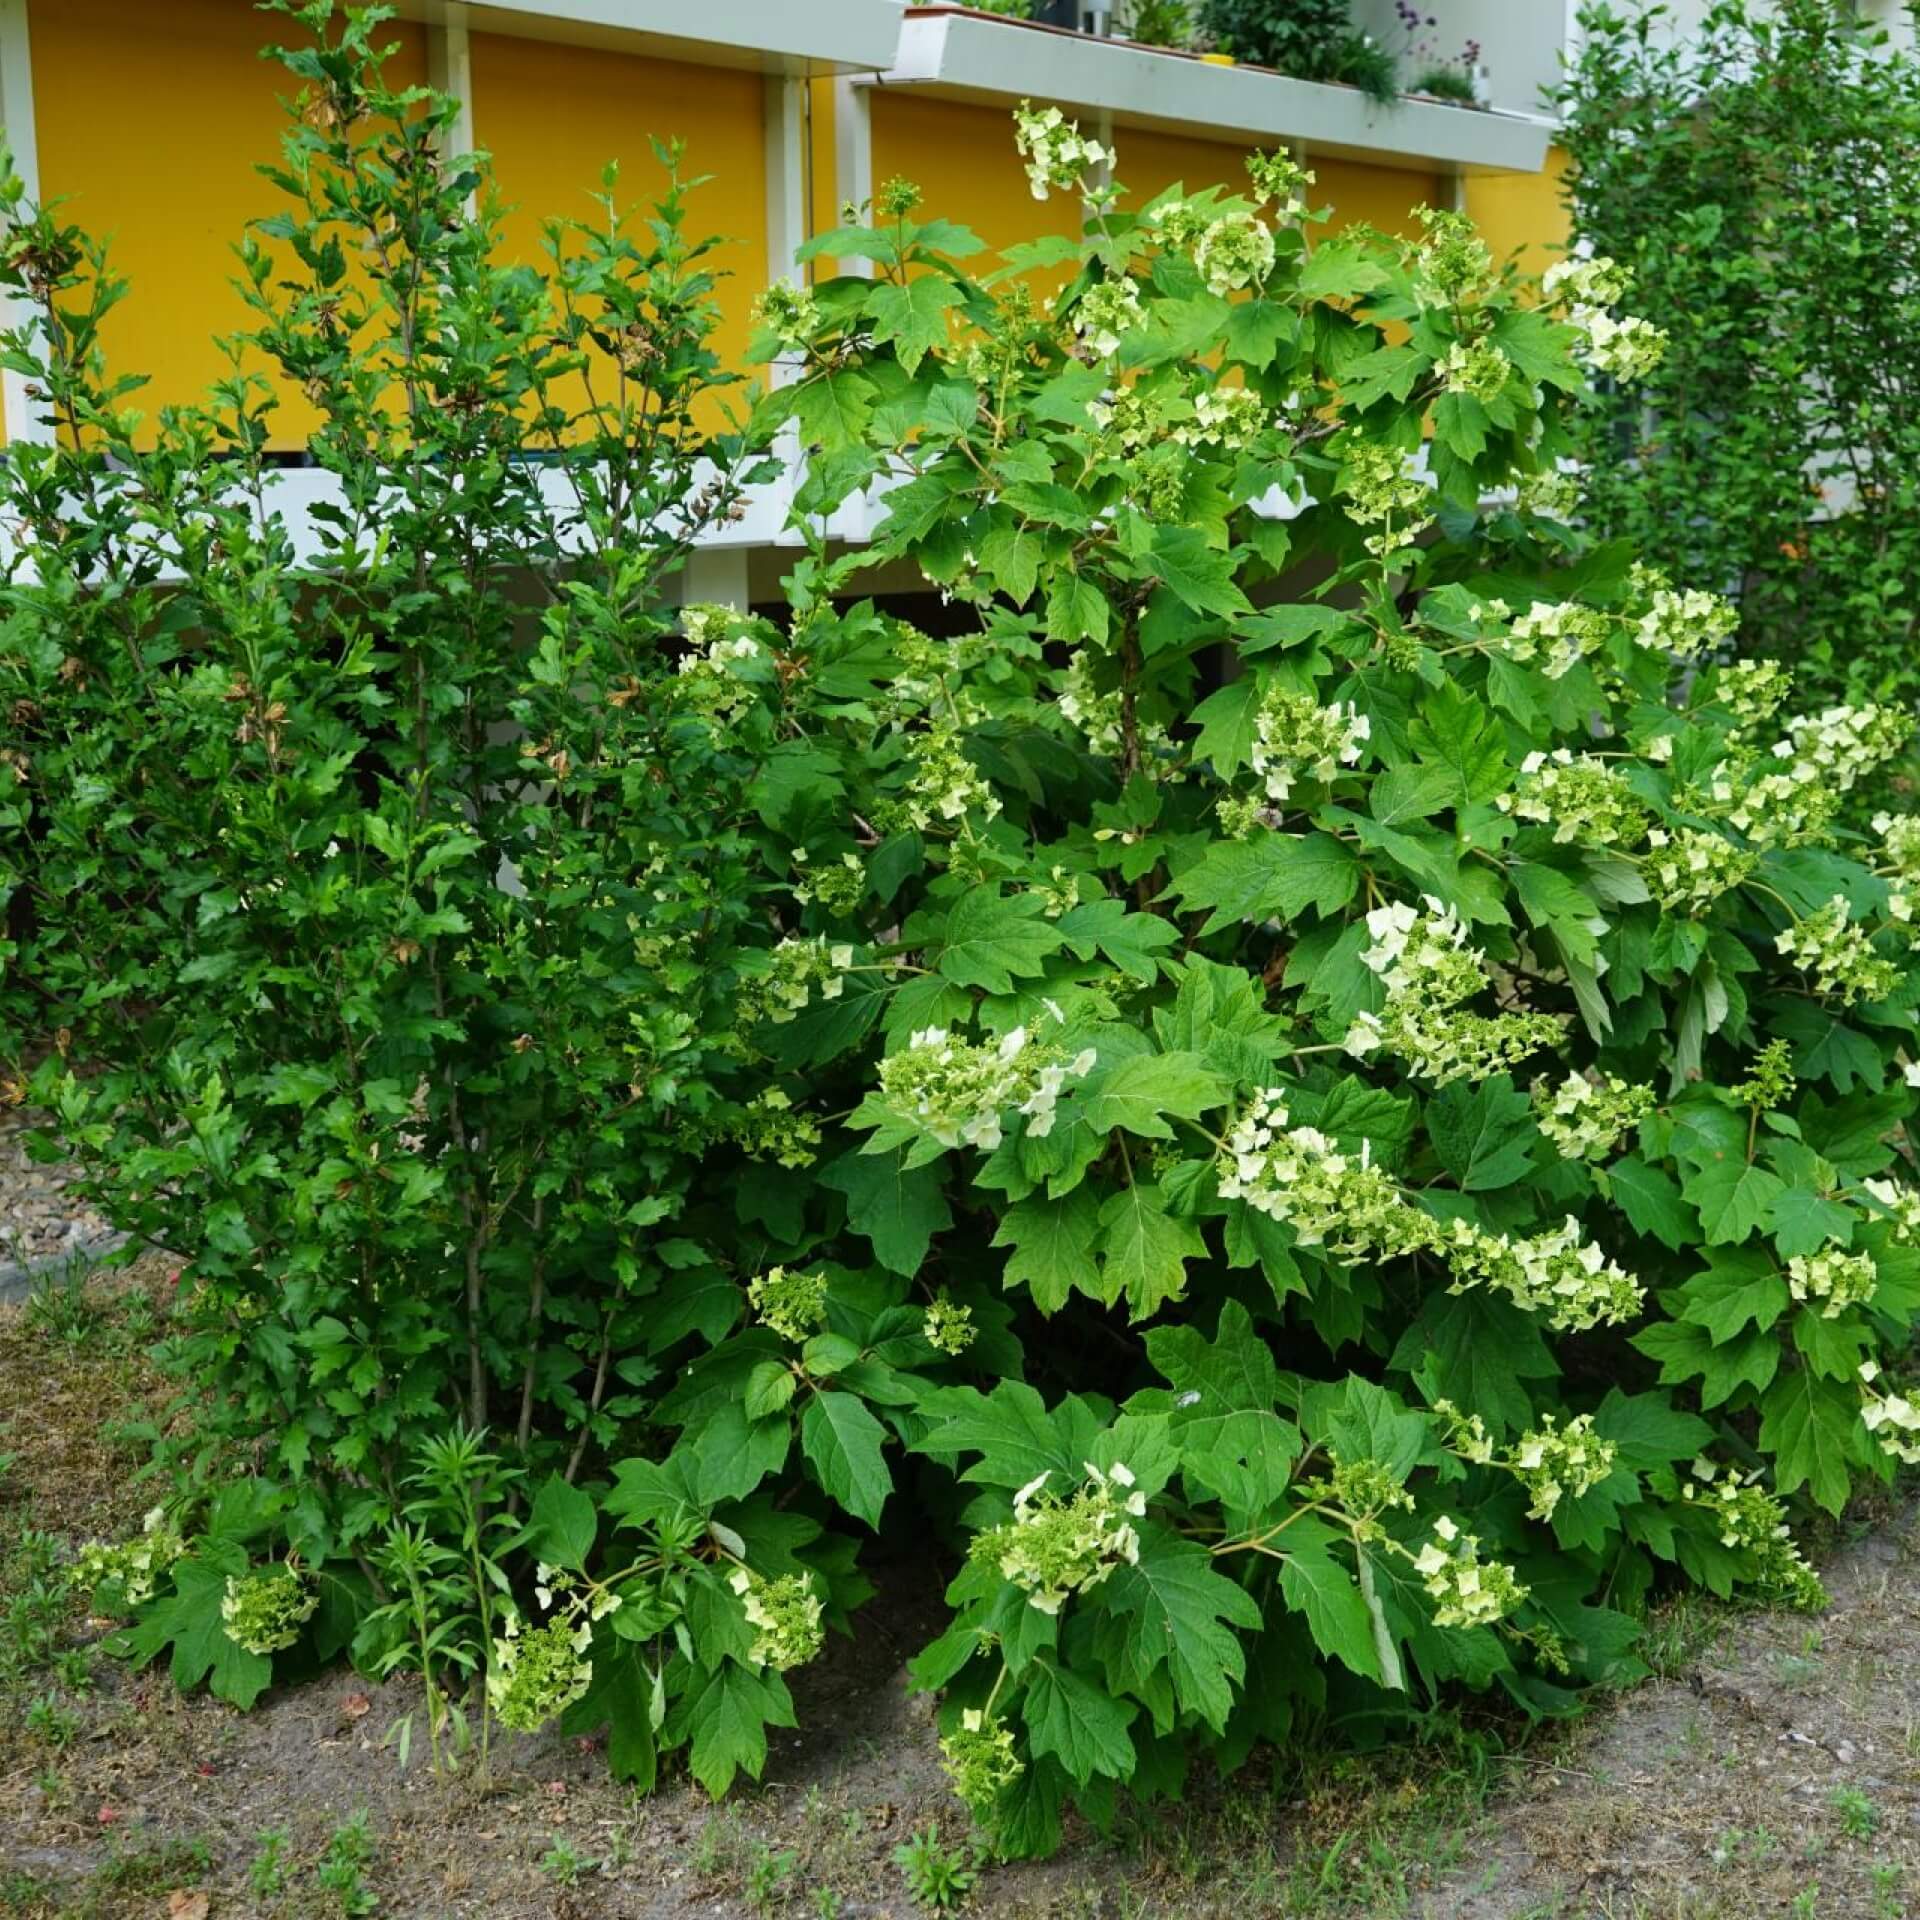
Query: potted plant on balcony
1395,6,1490,108
1196,0,1398,102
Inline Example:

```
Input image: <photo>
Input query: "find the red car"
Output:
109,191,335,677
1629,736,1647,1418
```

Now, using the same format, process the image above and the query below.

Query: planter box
890,6,1554,172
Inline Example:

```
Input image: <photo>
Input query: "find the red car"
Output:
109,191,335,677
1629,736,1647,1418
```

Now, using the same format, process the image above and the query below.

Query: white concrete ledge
876,8,1555,175
398,0,907,74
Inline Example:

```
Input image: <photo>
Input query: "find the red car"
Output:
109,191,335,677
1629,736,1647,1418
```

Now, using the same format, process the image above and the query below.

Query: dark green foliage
1558,0,1920,702
3,1,1920,1864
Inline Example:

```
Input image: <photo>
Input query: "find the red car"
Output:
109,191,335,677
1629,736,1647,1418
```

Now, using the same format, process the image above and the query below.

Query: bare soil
3,1266,1919,1920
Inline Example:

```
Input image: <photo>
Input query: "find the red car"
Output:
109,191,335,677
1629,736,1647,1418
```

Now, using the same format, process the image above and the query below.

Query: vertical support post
832,73,874,277
0,0,50,446
764,71,808,295
427,18,477,213
757,68,813,558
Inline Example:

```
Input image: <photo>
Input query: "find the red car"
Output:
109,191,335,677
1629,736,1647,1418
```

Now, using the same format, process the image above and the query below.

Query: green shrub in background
9,0,1920,1861
1558,0,1920,705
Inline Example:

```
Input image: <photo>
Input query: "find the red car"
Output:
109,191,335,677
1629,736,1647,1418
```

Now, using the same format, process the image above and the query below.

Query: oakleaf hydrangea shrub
5,10,1920,1856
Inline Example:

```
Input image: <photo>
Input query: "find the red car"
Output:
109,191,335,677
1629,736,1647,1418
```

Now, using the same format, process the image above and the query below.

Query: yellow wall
872,94,1057,263
473,34,766,433
29,0,426,445
1465,146,1571,280
1313,156,1447,237
1119,127,1254,205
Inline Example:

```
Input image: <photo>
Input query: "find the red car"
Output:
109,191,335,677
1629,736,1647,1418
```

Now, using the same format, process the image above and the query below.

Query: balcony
396,0,906,71
882,4,1556,174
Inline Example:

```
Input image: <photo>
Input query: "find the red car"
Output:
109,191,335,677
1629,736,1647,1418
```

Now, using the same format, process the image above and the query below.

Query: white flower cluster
729,1567,825,1671
1076,276,1144,360
1247,149,1315,220
675,605,764,719
74,1506,185,1610
533,1561,622,1623
791,848,866,917
903,727,1001,832
1775,895,1897,1007
1858,1360,1920,1466
1875,811,1920,926
1862,1175,1920,1244
1786,1247,1878,1319
746,935,853,1026
1429,1397,1495,1465
1219,1093,1642,1331
1642,826,1756,915
977,1463,1146,1615
1873,810,1920,884
924,1293,976,1355
725,1088,824,1169
1412,206,1493,306
1013,101,1113,201
1517,466,1582,521
1542,255,1629,308
1531,1070,1655,1162
487,1608,594,1733
1495,599,1611,680
1506,1414,1617,1522
1057,650,1122,751
1219,1092,1436,1262
1192,210,1276,296
941,1708,1023,1810
1716,658,1793,729
1785,703,1912,789
747,1264,830,1343
1413,1516,1527,1629
877,1024,1097,1152
1088,382,1162,454
1499,750,1648,847
1440,338,1513,405
1542,254,1667,379
1346,897,1563,1086
1341,442,1432,560
751,278,821,353
1636,587,1738,662
1705,704,1912,848
1682,1459,1824,1610
1173,385,1266,452
1247,686,1370,803
1578,310,1669,382
220,1563,318,1655
1438,1213,1645,1332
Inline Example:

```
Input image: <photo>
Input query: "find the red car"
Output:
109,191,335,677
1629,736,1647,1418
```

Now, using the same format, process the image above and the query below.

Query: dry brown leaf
166,1891,210,1920
341,1691,372,1720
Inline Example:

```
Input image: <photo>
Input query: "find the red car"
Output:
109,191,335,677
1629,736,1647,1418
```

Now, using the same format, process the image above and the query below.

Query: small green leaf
1683,1159,1787,1246
1098,1183,1207,1319
1022,1658,1137,1786
800,1391,892,1528
1080,1052,1225,1141
1279,1517,1380,1682
821,1147,954,1278
938,889,1067,995
528,1473,598,1573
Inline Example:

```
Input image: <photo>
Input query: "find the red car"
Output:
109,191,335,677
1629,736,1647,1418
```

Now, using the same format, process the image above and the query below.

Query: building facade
0,0,1576,595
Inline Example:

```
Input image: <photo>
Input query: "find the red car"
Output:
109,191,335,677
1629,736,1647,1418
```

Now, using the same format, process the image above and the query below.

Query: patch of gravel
0,1110,126,1300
